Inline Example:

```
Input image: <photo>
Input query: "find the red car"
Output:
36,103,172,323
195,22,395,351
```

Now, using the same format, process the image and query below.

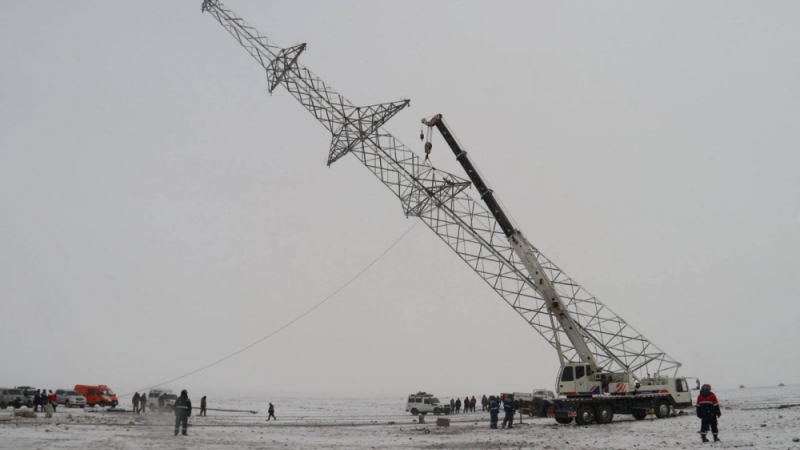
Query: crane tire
595,404,614,424
632,410,647,420
575,405,595,426
654,401,670,419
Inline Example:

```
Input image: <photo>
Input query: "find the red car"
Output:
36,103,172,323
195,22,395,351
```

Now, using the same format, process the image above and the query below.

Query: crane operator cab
557,363,626,396
556,363,693,407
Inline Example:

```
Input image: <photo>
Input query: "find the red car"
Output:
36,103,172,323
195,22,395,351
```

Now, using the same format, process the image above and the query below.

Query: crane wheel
575,405,595,426
654,401,670,419
555,417,573,424
595,404,614,424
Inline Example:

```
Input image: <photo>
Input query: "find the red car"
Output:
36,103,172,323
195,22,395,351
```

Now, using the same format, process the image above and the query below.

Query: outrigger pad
267,43,306,94
327,100,410,166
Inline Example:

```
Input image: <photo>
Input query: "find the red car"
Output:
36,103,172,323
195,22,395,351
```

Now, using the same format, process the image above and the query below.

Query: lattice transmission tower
200,0,681,379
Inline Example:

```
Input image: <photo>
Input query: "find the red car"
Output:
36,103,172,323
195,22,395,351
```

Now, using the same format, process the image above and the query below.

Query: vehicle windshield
165,395,177,400
99,390,115,396
8,389,22,395
67,391,81,396
430,398,440,404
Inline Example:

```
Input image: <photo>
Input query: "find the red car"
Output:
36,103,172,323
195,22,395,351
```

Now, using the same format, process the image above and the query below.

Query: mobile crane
200,0,693,425
422,115,693,424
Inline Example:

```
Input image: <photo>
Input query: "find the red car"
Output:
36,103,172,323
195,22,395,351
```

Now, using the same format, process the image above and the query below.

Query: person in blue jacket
502,394,516,429
173,390,192,436
488,396,499,429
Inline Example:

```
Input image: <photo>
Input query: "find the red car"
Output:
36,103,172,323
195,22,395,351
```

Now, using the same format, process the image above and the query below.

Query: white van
405,392,450,415
146,389,178,412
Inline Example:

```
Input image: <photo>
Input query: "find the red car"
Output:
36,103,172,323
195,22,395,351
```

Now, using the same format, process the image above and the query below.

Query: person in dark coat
174,390,192,436
464,397,470,413
39,391,49,412
455,398,461,414
502,394,516,429
140,393,147,414
481,395,488,412
132,393,140,414
200,396,207,417
488,395,499,429
450,398,455,413
696,384,721,443
267,402,276,421
471,396,476,412
33,389,41,412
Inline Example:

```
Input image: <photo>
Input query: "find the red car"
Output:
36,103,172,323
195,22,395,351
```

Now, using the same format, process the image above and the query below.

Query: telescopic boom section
423,114,599,372
422,115,515,238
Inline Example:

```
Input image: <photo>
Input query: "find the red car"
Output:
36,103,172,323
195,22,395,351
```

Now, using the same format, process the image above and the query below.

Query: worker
200,396,207,416
39,391,49,413
481,395,488,412
488,395,499,429
33,389,42,412
464,397,470,413
450,398,455,413
174,390,192,436
455,398,461,414
502,394,515,429
267,402,276,421
471,396,476,413
48,390,57,412
132,393,140,414
696,384,721,443
140,393,147,414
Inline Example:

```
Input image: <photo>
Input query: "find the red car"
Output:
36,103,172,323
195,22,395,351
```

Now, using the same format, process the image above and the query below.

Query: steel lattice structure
201,0,681,378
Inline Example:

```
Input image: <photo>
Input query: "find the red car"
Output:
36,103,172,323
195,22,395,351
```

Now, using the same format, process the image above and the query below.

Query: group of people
128,390,197,436
31,389,58,413
485,394,516,429
449,396,477,413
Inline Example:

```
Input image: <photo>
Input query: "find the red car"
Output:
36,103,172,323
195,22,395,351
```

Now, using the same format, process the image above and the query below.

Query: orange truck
74,385,118,407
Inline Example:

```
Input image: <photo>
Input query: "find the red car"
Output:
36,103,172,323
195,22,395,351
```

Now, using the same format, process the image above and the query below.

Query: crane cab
557,363,638,397
557,363,601,396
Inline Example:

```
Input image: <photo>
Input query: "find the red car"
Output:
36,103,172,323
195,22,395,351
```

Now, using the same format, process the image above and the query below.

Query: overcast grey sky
1,1,799,399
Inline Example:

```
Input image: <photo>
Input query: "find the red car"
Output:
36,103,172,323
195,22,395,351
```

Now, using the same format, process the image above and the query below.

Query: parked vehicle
14,386,38,408
530,389,558,416
533,389,557,400
405,392,450,415
0,388,26,409
55,389,86,408
74,385,118,407
146,389,178,412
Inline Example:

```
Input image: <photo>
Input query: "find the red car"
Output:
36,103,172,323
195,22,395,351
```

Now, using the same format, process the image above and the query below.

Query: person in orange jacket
696,384,721,443
48,390,57,413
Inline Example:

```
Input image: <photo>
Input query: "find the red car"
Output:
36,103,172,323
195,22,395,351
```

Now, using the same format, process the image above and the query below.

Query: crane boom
423,114,597,371
201,0,681,379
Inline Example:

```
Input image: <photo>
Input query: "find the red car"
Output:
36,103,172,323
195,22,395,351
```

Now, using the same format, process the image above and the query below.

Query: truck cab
557,363,606,396
638,375,693,408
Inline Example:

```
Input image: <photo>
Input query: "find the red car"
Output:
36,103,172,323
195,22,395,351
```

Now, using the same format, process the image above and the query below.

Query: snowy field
1,385,798,449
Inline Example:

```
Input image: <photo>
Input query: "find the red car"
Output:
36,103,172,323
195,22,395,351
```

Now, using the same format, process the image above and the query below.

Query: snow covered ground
1,385,798,449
